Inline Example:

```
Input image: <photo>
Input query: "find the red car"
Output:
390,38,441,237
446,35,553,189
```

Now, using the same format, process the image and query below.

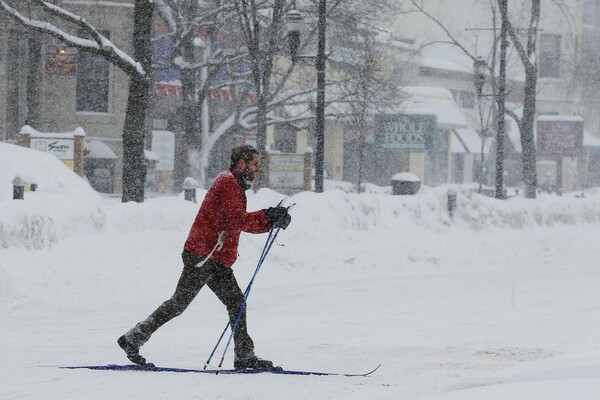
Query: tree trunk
505,0,539,198
255,94,269,189
357,135,365,193
122,0,153,203
520,65,538,198
175,29,200,192
122,75,150,202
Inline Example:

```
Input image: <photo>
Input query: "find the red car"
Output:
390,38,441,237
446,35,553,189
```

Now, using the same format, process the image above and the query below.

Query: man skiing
118,144,291,371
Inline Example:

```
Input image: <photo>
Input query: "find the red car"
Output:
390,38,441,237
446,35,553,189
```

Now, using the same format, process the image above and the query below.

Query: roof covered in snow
87,140,118,160
399,86,469,129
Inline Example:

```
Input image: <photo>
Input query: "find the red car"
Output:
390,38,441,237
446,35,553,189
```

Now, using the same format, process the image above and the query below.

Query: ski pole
207,227,280,370
216,225,283,368
203,224,276,368
205,200,292,369
204,200,286,368
216,203,294,365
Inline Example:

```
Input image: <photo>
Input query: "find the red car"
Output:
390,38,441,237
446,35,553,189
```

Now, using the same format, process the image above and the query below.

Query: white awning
451,131,467,153
584,130,600,149
505,117,522,153
87,140,117,160
451,128,491,154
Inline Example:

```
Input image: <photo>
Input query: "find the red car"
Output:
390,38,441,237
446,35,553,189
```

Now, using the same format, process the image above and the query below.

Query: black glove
264,206,292,230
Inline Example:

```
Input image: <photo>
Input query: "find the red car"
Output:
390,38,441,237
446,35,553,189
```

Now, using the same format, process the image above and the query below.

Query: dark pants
138,250,254,359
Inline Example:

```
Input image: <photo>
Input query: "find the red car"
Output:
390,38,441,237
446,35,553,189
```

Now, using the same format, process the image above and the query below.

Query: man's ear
235,159,246,170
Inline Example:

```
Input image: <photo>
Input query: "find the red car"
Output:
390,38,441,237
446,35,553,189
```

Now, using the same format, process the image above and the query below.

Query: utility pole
314,0,326,193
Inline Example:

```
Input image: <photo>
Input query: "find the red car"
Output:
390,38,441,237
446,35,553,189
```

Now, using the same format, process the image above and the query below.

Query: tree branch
0,0,145,77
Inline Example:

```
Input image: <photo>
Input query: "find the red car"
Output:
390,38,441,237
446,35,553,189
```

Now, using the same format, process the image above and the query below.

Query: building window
459,90,475,109
539,34,561,78
76,32,110,112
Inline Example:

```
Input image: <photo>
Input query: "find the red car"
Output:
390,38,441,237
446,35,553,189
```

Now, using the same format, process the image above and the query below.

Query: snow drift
3,140,600,251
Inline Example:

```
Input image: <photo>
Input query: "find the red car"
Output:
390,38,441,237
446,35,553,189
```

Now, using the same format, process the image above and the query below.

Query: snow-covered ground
2,142,600,399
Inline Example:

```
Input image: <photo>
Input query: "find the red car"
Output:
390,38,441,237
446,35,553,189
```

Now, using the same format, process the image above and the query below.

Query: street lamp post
473,56,487,194
473,56,486,97
285,0,326,193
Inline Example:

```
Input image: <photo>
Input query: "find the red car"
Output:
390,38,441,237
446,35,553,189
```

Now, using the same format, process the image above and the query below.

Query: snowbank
2,139,600,251
0,192,106,249
104,196,199,234
0,142,105,249
442,185,600,229
0,142,97,201
3,183,600,250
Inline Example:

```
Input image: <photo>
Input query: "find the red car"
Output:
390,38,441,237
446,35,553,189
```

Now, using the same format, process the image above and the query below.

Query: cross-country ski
61,364,381,377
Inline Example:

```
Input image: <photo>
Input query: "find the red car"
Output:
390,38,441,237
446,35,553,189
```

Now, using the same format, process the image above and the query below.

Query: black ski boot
117,335,153,367
234,355,282,371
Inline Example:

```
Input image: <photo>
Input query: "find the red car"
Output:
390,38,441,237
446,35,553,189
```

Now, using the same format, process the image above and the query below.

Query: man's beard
243,169,256,182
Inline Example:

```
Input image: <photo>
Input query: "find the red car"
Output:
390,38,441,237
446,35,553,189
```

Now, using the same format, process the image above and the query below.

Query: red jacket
184,166,270,267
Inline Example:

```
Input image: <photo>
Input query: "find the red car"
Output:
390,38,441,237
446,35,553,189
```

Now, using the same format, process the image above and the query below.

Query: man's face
240,153,260,182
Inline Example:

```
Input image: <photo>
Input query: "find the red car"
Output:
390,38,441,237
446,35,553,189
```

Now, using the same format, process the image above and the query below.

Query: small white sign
152,131,175,171
30,138,74,159
269,154,304,189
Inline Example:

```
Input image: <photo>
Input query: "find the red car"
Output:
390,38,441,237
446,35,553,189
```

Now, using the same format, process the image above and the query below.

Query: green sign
374,114,437,152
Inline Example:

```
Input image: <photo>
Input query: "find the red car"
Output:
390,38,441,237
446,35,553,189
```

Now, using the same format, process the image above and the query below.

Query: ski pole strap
196,231,226,268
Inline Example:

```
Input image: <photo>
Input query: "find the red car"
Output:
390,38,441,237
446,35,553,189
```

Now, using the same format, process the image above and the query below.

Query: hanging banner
374,114,437,152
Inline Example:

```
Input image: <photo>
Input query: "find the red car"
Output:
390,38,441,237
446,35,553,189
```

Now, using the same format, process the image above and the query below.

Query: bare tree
233,0,290,189
156,0,404,190
155,0,250,189
154,0,318,189
232,0,367,189
0,0,154,203
408,0,541,198
333,29,405,192
505,0,540,199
